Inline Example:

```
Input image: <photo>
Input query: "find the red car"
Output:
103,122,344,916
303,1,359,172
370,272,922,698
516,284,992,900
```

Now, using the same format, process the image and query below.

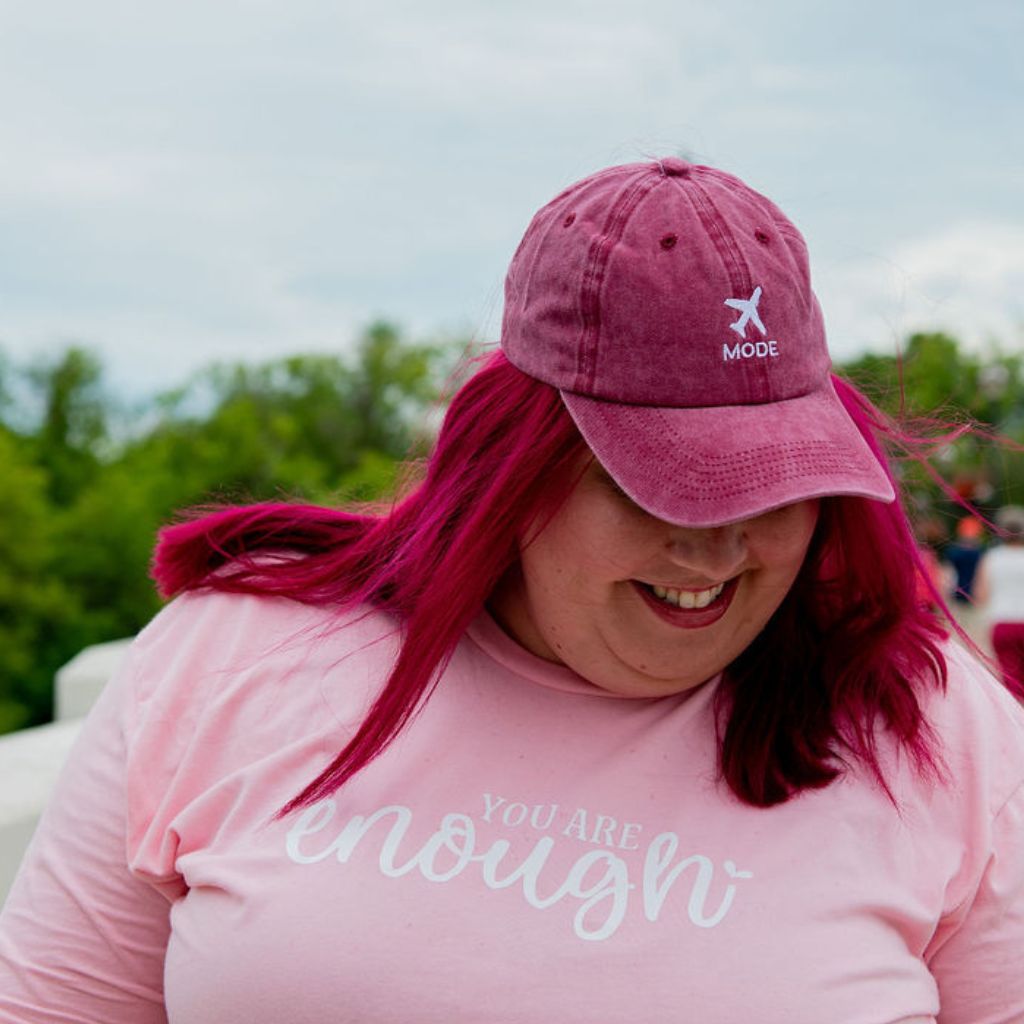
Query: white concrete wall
0,720,84,900
0,638,132,907
55,638,132,722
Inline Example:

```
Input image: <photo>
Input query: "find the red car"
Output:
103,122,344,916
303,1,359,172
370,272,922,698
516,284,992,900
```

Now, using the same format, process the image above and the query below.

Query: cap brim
560,380,896,528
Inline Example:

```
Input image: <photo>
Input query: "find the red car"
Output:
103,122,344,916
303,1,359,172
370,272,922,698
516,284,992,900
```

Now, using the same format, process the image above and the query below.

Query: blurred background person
943,514,988,645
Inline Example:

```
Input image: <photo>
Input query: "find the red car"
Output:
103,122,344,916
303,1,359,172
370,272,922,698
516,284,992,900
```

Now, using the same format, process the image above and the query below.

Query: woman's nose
664,524,747,580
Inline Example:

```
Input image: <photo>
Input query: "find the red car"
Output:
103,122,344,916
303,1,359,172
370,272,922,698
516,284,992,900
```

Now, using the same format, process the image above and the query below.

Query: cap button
658,157,691,178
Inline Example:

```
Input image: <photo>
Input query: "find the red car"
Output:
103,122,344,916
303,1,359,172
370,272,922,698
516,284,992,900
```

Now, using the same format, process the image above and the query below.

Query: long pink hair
153,353,965,811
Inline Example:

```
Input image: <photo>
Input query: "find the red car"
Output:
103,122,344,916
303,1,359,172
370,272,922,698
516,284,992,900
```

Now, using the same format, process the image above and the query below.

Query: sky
0,0,1021,398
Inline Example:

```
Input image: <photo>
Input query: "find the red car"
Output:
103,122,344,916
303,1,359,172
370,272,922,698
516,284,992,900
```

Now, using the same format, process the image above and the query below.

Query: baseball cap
500,157,896,527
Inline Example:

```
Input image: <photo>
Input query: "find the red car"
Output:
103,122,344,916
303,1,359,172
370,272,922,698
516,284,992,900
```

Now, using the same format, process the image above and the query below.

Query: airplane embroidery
724,286,766,338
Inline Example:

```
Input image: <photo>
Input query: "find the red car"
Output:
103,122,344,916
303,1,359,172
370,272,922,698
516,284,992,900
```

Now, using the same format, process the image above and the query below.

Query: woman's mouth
631,577,739,628
650,581,725,609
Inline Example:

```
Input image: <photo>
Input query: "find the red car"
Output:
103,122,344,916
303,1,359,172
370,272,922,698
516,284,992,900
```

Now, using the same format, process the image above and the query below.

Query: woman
2,158,1023,1023
943,514,989,643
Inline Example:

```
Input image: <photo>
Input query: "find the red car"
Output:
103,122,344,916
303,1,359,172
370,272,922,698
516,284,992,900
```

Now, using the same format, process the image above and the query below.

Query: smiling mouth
631,577,740,627
647,581,726,609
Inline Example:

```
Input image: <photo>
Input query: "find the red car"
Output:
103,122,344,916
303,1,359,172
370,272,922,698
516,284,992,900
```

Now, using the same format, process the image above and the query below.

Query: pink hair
154,352,587,815
715,377,958,805
153,355,972,812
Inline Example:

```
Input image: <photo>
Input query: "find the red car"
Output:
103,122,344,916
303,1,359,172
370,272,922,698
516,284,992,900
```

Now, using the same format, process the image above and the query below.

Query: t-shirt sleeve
928,780,1024,1024
0,641,172,1023
0,589,364,1023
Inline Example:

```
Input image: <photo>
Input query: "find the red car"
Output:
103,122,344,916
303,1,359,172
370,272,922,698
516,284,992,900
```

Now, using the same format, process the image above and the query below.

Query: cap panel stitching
510,176,592,306
610,434,874,500
576,170,667,392
687,177,780,400
680,176,750,296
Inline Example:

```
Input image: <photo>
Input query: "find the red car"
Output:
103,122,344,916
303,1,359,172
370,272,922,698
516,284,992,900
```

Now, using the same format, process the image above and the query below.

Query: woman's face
489,460,819,698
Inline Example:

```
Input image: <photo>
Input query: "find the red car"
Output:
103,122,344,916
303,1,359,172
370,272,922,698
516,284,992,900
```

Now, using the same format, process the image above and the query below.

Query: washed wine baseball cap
501,157,896,527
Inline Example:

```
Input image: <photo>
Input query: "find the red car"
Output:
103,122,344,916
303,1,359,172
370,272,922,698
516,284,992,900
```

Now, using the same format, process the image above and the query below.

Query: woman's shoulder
122,588,400,731
922,637,1024,809
136,587,394,661
937,637,1024,724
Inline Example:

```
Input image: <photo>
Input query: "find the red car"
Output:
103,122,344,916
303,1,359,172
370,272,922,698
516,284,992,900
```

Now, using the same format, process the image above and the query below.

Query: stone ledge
55,637,132,721
0,719,83,905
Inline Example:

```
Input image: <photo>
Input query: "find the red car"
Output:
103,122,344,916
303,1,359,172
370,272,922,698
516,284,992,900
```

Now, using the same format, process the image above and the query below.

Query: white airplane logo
724,286,766,338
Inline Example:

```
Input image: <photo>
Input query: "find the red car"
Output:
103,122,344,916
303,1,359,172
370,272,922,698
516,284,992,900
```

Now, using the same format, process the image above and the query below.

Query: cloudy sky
0,0,1021,396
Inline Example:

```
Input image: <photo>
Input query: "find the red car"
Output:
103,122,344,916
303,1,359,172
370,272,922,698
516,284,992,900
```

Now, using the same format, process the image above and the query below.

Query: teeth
650,583,725,609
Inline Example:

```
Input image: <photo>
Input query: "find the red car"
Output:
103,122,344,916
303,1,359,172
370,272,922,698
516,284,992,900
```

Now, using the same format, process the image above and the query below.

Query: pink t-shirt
2,590,1024,1023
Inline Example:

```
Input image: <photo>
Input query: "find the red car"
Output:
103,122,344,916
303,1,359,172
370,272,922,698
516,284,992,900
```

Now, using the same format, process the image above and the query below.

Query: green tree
128,320,450,510
842,332,974,417
838,332,1024,513
0,429,82,731
26,347,108,505
0,323,460,735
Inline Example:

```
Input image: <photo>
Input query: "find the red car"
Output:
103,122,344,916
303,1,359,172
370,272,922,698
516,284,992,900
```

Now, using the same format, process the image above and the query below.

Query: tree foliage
0,323,460,734
839,332,1024,511
0,428,80,731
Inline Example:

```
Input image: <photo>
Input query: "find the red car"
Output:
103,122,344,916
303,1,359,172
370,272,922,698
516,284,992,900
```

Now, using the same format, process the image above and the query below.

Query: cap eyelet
754,229,771,245
659,233,678,250
563,213,576,227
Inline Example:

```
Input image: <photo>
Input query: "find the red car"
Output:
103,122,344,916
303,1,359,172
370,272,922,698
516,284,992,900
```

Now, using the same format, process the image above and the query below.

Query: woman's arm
927,780,1024,1024
0,654,172,1023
